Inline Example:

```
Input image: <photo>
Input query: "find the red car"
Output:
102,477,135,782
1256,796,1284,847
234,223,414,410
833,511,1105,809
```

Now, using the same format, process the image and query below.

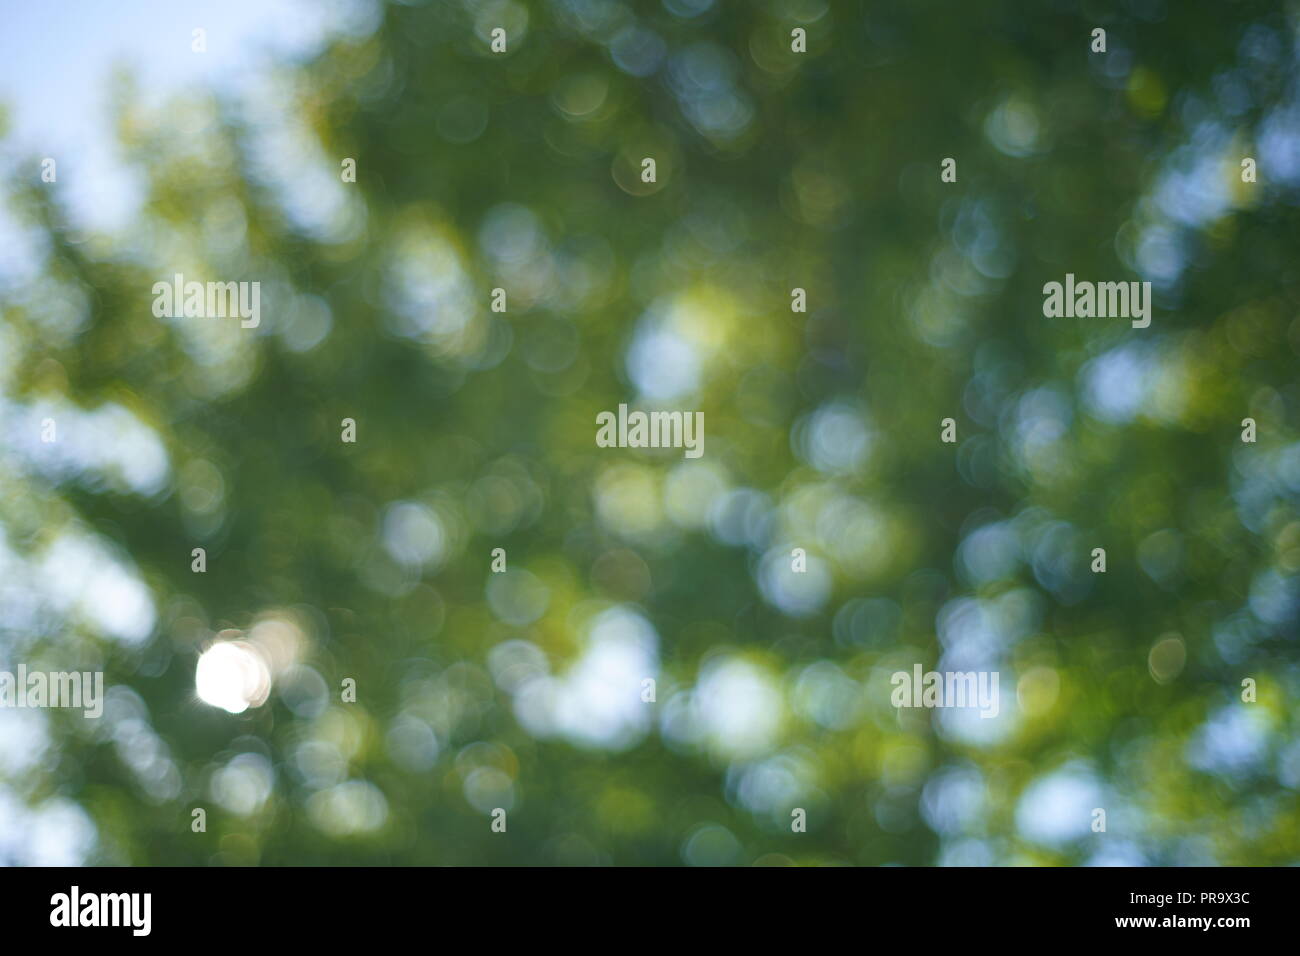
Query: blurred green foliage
1,0,1298,866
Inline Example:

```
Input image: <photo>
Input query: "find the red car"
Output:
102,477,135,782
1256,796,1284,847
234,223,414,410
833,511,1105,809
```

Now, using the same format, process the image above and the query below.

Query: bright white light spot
381,501,446,569
627,324,700,400
211,752,275,817
509,606,659,751
694,656,783,758
757,546,830,617
1014,763,1104,847
307,780,389,836
196,641,272,714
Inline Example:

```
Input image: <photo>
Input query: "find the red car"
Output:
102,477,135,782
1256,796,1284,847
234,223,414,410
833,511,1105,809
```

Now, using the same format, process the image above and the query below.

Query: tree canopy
1,0,1297,866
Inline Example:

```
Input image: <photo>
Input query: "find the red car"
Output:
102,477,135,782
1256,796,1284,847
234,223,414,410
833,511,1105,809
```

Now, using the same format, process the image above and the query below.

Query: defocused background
0,0,1297,866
